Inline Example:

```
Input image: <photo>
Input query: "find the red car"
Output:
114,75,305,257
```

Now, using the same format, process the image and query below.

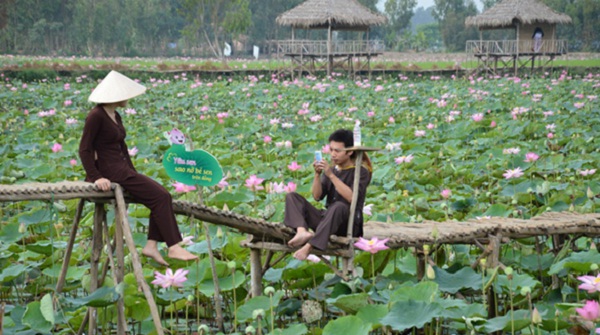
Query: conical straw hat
88,70,146,103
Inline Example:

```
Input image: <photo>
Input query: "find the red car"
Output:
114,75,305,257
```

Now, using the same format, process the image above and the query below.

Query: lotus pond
0,69,599,334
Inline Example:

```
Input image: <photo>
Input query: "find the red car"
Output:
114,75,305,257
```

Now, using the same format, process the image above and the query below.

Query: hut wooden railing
466,39,568,56
277,39,385,56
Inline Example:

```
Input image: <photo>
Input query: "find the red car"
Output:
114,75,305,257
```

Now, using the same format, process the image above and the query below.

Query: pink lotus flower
388,116,395,123
70,159,77,166
367,111,375,117
52,143,63,153
490,120,497,127
66,118,78,125
269,181,285,194
363,204,373,216
578,274,600,293
64,100,72,107
440,189,452,199
546,124,556,130
574,102,585,109
245,175,264,191
263,135,272,143
180,236,194,246
426,123,435,129
524,152,539,162
354,237,389,254
385,142,402,151
128,146,138,156
270,118,280,125
471,113,484,122
503,167,524,179
322,144,331,154
151,268,189,289
284,182,297,193
503,147,521,155
414,130,426,137
395,154,414,164
580,169,596,176
172,182,196,193
288,161,302,171
217,176,229,189
575,300,600,321
125,108,137,115
547,132,554,139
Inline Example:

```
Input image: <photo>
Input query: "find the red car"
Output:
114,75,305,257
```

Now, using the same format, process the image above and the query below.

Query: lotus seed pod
198,324,210,335
504,267,513,276
252,309,265,319
264,286,275,296
520,286,531,296
301,300,323,323
227,261,236,270
244,325,255,335
590,263,598,271
187,295,194,302
480,258,487,268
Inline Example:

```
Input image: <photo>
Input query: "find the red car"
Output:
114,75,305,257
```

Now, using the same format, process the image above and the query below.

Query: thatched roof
276,0,387,30
465,0,572,29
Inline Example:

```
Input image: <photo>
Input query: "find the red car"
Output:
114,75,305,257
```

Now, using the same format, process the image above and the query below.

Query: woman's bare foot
293,243,312,261
168,244,198,262
288,228,314,248
142,241,168,266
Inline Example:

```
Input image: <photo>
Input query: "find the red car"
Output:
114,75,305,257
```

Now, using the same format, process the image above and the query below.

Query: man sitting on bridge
285,129,372,260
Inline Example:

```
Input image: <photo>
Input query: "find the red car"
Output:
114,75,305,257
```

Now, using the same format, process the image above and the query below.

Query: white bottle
353,120,361,147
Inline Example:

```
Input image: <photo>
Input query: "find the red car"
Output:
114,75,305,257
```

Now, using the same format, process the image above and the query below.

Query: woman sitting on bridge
79,70,197,266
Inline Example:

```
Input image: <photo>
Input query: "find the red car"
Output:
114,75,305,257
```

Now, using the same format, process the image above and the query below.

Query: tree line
0,0,597,58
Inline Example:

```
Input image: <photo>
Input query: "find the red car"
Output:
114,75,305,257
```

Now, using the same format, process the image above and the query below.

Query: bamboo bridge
1,181,599,335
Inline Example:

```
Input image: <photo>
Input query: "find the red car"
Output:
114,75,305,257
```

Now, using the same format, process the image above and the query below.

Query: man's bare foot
288,229,314,247
168,244,198,262
293,243,312,261
142,245,168,266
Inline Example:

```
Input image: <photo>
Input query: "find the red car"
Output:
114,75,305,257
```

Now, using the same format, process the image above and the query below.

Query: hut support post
327,24,332,77
250,248,263,297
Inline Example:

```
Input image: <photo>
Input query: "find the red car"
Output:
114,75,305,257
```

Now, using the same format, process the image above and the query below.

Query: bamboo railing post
250,248,263,297
113,197,127,334
113,185,164,335
89,203,105,335
56,199,85,294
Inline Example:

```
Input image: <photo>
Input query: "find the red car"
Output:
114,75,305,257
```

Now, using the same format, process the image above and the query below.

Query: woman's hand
94,178,112,191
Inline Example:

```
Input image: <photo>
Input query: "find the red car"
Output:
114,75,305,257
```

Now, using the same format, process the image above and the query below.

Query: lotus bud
531,307,542,324
520,286,531,296
216,227,223,238
426,264,435,280
252,309,265,319
587,187,595,199
480,258,487,269
245,326,256,335
227,261,236,270
18,222,26,234
223,203,229,212
197,324,210,335
431,225,439,240
264,286,275,296
568,204,575,212
422,244,430,255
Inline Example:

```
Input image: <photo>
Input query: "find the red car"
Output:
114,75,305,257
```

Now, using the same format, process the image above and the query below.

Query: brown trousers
284,192,349,250
119,173,182,247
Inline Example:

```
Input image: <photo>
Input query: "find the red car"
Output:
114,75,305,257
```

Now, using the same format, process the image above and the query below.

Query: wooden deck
466,39,568,75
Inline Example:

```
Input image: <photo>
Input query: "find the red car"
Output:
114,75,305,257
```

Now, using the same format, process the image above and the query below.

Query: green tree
384,0,418,50
432,0,479,52
180,0,252,57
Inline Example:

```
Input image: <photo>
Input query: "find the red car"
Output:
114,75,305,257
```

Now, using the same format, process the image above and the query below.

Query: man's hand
313,160,324,174
316,160,333,178
94,178,112,192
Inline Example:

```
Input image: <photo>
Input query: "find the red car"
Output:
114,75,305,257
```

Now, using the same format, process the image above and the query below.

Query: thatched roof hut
465,0,571,29
276,0,387,31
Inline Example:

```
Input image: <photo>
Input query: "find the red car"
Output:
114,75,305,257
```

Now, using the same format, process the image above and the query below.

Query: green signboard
162,145,223,187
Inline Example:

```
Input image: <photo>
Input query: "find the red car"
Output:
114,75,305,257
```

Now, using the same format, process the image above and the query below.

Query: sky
378,0,484,11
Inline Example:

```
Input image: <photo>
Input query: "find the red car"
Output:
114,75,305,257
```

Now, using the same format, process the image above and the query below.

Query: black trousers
118,173,182,247
283,192,350,250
